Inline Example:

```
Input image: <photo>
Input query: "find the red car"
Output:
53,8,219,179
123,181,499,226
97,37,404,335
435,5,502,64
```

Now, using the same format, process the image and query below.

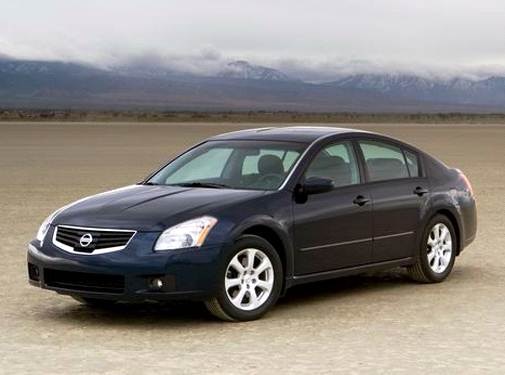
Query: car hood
53,185,266,231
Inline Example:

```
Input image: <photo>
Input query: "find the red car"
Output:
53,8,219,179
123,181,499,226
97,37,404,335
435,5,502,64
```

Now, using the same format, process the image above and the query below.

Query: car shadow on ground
38,266,474,327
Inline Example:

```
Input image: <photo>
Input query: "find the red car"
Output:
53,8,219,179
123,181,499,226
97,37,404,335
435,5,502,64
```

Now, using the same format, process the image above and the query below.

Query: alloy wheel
224,248,274,311
427,223,453,273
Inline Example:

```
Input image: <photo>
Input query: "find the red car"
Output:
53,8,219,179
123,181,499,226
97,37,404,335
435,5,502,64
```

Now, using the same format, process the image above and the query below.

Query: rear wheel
408,214,456,283
205,235,282,321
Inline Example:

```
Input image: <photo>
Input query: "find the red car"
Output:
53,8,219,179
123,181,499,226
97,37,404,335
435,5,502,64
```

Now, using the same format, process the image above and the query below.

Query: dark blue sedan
28,127,477,321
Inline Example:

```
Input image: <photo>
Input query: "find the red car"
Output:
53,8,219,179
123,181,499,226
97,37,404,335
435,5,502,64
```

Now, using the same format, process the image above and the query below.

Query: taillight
457,169,474,197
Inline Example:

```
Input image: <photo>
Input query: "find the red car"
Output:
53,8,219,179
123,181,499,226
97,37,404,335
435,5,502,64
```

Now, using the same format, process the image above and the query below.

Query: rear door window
359,140,409,181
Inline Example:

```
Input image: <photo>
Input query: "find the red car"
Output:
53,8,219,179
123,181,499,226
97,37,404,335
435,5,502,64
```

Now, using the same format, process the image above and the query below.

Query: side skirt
287,257,415,288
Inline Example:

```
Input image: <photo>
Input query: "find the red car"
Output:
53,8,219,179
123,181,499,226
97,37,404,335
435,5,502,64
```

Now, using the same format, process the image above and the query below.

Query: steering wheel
257,173,283,187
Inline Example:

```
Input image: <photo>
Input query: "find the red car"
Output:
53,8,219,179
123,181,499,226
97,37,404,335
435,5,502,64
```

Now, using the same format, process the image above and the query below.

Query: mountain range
1,57,504,112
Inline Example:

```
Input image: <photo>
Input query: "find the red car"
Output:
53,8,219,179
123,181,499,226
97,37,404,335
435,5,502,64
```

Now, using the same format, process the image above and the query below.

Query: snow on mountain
330,73,441,94
328,72,505,105
218,60,293,81
1,58,505,111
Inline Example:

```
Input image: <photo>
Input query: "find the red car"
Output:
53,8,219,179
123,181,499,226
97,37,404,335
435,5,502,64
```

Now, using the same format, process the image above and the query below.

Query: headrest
258,154,284,175
311,155,345,170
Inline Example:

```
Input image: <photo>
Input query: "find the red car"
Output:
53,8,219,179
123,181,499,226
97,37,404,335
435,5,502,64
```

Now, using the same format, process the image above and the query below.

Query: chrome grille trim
52,225,136,255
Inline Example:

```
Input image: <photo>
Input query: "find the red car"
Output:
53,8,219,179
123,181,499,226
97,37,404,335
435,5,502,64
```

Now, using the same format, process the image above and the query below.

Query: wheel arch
234,220,293,295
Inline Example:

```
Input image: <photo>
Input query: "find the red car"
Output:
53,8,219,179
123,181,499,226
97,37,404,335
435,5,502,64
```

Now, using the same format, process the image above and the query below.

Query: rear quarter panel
424,155,477,252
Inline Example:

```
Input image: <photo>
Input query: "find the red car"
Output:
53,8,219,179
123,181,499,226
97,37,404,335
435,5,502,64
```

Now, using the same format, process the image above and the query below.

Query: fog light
151,278,163,289
28,263,40,282
147,275,175,292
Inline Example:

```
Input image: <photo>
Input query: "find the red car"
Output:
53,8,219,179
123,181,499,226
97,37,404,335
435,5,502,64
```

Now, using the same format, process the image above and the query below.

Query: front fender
230,215,294,279
202,191,295,290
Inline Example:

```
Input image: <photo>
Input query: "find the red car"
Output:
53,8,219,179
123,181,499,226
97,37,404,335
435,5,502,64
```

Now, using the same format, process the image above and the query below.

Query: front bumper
27,227,227,302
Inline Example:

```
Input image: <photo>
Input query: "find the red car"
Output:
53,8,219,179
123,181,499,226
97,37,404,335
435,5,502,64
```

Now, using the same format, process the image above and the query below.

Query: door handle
414,186,429,196
353,195,370,206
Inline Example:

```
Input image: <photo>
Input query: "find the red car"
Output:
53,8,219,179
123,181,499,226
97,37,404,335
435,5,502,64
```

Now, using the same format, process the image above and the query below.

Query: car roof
208,126,373,143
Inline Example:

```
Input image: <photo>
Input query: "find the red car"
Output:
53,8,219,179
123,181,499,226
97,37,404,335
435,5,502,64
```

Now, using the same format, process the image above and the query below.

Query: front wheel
407,214,457,283
205,235,283,321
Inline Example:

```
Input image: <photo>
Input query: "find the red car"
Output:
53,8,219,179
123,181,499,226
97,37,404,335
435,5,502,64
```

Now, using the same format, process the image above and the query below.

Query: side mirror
303,177,334,195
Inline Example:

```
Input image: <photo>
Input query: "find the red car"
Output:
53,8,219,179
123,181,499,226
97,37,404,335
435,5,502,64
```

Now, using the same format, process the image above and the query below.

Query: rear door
357,139,429,262
293,140,373,275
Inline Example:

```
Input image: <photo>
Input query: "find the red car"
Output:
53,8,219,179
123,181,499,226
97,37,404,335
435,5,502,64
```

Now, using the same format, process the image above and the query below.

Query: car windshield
147,140,307,190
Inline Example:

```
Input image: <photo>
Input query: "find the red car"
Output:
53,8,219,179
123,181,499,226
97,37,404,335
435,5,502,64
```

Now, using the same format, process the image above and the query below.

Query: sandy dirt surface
1,122,504,374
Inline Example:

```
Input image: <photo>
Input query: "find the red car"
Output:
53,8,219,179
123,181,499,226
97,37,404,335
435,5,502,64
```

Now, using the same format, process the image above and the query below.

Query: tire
71,295,118,308
205,235,283,322
407,214,457,283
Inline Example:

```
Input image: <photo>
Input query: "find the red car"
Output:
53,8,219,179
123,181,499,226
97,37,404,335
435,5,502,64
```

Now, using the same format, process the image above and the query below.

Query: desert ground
1,122,504,374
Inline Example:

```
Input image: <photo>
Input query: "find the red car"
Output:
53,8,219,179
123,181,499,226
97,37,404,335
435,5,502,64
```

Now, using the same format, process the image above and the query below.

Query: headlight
36,207,65,245
154,216,218,251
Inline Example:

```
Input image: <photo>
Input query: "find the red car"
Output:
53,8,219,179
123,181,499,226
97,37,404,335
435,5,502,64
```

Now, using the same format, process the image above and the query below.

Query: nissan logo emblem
79,233,93,247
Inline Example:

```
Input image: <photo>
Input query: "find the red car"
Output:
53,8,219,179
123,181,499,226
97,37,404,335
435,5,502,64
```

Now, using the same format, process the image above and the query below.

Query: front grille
44,268,125,294
53,225,135,254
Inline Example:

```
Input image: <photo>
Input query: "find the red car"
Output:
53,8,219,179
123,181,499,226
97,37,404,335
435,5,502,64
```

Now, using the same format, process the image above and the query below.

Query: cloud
1,1,505,81
270,58,494,82
107,48,229,77
106,52,505,82
0,52,13,60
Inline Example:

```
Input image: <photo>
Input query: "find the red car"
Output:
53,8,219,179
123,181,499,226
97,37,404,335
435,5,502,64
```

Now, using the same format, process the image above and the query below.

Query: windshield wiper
141,181,161,186
175,182,231,189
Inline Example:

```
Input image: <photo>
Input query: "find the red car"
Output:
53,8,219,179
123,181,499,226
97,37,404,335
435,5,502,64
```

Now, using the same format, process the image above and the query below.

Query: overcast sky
1,0,505,79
